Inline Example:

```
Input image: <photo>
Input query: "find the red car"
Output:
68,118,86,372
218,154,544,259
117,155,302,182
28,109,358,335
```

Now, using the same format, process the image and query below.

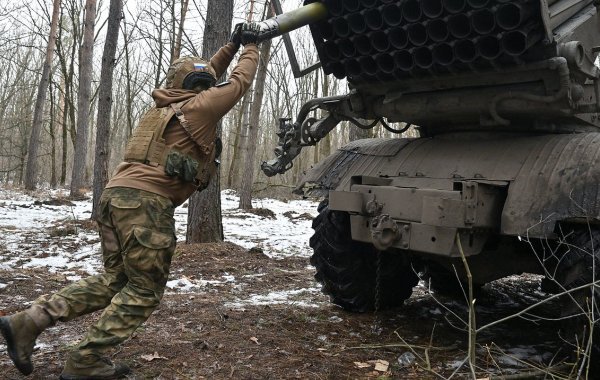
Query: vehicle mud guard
297,133,600,239
501,133,600,237
294,138,414,197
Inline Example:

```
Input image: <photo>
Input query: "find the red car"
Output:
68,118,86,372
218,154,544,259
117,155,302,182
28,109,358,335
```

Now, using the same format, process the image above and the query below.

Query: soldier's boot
60,352,131,380
0,307,52,375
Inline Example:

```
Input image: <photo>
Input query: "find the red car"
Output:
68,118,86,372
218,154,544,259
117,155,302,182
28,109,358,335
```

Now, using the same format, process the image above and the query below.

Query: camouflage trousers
32,187,176,356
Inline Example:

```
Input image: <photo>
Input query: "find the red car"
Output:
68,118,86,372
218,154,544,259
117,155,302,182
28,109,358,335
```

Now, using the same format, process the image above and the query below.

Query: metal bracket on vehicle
365,195,383,216
370,214,407,251
261,95,352,177
463,182,478,225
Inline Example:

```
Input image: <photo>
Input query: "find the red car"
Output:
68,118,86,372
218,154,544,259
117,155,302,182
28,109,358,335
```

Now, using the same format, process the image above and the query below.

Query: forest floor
0,187,582,379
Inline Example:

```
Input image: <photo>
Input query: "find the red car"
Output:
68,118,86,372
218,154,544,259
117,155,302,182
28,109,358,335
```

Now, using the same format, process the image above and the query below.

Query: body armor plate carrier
123,100,217,190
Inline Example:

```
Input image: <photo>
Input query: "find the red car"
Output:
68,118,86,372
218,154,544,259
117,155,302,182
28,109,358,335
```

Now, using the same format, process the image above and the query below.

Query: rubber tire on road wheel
309,200,418,313
423,263,483,298
556,225,600,376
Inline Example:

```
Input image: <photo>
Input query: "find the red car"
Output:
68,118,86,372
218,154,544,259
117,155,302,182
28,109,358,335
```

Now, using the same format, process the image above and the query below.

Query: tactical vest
123,100,217,190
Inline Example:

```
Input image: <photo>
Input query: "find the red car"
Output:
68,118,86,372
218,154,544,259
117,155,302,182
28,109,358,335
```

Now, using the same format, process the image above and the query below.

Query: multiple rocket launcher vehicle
255,0,600,371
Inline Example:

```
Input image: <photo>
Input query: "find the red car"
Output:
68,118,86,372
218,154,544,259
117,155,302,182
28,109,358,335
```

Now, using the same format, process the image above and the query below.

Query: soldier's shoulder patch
216,81,231,88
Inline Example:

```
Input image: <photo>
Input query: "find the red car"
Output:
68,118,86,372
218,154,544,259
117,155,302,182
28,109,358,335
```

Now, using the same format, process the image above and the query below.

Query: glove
240,22,261,46
229,23,243,49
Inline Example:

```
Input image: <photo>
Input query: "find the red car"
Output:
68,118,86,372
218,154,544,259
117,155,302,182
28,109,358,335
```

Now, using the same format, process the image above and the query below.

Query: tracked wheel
555,225,600,376
309,200,418,312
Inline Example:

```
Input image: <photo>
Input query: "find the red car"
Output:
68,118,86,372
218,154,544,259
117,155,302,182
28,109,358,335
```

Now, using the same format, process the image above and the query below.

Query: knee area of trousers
121,283,164,306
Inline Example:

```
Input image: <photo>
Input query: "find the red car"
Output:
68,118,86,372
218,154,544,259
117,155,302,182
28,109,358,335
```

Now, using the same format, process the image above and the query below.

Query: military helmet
165,56,217,90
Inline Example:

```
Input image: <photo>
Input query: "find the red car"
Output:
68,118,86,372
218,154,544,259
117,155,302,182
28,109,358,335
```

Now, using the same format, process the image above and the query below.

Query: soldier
0,23,260,379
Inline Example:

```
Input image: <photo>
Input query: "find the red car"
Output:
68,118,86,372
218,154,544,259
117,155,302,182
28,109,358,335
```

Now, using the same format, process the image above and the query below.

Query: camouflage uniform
33,187,175,355
1,33,259,379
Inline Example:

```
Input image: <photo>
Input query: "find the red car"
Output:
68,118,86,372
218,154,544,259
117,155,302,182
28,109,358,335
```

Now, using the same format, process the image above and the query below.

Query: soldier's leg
72,230,175,355
62,190,176,378
33,223,128,323
0,192,127,376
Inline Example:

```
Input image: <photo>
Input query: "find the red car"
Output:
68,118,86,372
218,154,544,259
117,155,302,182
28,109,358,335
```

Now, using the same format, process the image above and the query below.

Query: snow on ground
223,285,323,309
0,188,101,277
0,186,318,301
176,189,318,258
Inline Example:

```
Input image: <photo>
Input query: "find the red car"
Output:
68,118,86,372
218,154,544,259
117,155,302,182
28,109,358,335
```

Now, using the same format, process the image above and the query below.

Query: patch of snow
174,189,317,258
166,275,227,293
497,355,522,367
0,187,318,277
224,286,322,308
221,274,236,283
34,342,53,350
242,273,266,278
446,359,467,369
166,277,203,292
328,315,343,323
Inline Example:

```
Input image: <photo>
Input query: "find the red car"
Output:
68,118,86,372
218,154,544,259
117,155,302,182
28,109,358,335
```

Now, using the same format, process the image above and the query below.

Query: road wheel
423,262,483,298
556,225,600,376
309,200,418,312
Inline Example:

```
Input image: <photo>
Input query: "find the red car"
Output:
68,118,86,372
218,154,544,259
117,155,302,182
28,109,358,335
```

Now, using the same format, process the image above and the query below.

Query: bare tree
48,75,58,188
226,95,249,189
91,0,122,217
70,0,97,197
186,0,233,243
318,73,331,160
170,0,190,63
239,4,273,210
24,0,61,190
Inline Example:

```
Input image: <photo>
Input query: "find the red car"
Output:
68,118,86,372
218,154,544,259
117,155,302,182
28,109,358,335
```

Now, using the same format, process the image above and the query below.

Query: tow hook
370,214,400,250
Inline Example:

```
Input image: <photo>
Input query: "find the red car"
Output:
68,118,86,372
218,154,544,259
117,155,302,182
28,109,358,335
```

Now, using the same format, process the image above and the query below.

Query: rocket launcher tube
256,2,328,43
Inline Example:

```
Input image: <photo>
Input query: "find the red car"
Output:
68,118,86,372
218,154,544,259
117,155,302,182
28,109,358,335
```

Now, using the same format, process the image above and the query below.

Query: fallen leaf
140,352,168,362
353,361,371,369
369,359,389,372
249,336,260,345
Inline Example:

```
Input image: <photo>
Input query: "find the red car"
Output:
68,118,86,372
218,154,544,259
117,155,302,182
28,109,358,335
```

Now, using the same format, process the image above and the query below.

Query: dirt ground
0,237,583,379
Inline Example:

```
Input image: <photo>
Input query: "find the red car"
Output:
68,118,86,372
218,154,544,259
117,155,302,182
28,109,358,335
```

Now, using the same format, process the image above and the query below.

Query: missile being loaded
254,1,328,43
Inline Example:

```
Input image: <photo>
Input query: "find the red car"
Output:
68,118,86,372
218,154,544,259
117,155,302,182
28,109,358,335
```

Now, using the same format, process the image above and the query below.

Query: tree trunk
312,69,320,165
186,0,233,243
349,124,373,141
59,74,68,186
154,1,165,89
91,0,122,218
239,11,272,210
122,20,135,136
55,15,77,186
170,0,189,63
24,0,61,190
70,0,97,198
318,74,331,160
227,97,248,188
49,79,57,188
